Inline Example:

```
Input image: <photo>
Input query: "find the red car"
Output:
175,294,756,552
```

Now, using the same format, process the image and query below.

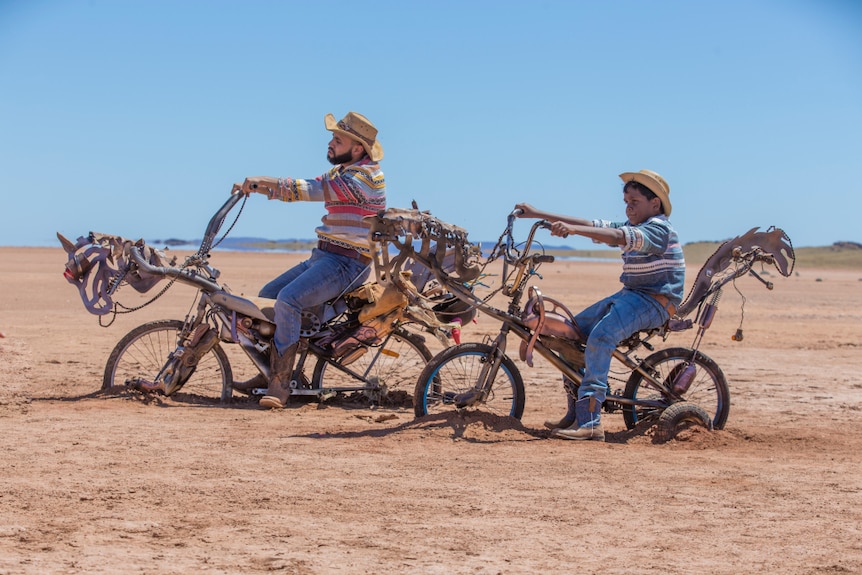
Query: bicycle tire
103,319,233,401
655,401,713,443
312,327,432,398
413,342,525,419
622,347,729,430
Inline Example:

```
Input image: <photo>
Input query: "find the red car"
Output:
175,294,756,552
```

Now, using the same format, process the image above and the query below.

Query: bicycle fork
453,329,510,408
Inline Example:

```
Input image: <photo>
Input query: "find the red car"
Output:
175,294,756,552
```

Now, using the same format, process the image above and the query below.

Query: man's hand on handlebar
513,203,537,219
232,177,276,196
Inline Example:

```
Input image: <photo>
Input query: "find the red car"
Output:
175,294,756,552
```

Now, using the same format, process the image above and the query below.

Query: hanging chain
209,193,246,251
98,258,192,327
98,195,246,328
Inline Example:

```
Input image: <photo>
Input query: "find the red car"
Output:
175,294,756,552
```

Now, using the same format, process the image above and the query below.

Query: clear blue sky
1,0,860,249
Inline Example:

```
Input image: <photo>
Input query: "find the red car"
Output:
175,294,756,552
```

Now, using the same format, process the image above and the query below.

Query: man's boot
259,343,298,409
551,397,605,441
232,373,267,395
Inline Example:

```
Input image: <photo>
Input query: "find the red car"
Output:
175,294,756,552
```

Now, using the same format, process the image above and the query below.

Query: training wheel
656,402,713,443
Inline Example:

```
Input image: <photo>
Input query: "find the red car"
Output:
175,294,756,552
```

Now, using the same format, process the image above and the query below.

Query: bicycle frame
59,193,462,402
370,207,795,429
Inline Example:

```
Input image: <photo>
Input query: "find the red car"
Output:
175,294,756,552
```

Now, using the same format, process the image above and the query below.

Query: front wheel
622,347,729,430
103,319,233,401
413,342,525,419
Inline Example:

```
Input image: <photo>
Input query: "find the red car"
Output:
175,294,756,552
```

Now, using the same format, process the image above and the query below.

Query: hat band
336,120,374,147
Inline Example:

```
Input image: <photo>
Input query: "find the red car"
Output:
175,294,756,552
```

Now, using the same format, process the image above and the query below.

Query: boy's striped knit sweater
593,215,686,306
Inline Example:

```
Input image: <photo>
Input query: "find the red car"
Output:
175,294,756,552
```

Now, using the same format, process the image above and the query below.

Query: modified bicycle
368,207,795,441
58,192,471,404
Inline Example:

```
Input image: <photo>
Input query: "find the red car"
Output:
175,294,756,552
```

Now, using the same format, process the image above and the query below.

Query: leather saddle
518,287,585,368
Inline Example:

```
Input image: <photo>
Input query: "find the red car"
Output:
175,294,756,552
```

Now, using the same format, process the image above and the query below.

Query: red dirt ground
1,247,860,574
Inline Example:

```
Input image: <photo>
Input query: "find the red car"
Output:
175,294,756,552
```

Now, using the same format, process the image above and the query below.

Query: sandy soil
1,246,860,575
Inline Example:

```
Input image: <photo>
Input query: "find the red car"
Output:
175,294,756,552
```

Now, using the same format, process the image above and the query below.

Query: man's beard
327,149,354,165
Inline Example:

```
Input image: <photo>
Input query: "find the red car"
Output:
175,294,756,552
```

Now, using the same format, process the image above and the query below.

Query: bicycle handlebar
198,192,244,255
128,246,222,293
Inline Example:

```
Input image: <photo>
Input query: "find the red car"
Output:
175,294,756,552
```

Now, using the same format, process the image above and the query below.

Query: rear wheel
103,319,233,401
413,342,525,419
312,327,432,400
622,347,729,430
655,402,713,443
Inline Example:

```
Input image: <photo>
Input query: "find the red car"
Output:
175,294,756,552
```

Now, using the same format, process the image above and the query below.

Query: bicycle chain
98,195,247,328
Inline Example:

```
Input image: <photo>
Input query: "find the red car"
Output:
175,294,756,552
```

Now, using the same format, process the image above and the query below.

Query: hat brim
619,171,672,216
324,113,384,162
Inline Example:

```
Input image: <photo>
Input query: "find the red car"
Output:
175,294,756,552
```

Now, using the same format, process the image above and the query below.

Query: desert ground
1,246,860,574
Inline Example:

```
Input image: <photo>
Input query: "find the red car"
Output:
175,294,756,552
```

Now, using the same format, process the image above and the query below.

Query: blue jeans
573,289,669,403
259,248,371,355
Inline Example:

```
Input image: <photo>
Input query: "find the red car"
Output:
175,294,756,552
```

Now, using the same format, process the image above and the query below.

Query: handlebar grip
535,255,555,264
510,208,524,217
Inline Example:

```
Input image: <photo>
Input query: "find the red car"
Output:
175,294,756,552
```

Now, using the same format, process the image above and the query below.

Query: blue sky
1,0,860,250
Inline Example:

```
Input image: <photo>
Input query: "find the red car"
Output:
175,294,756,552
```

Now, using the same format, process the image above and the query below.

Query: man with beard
231,112,385,409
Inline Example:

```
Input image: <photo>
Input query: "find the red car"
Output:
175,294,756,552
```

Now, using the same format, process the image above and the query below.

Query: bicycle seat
245,296,276,321
519,288,585,367
210,293,275,322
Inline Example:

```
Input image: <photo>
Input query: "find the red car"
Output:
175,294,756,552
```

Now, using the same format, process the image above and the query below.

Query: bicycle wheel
103,319,233,401
622,347,729,430
655,402,713,443
312,327,432,398
413,342,525,419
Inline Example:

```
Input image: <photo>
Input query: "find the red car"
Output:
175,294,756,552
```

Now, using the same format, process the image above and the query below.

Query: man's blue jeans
573,289,669,403
259,248,371,355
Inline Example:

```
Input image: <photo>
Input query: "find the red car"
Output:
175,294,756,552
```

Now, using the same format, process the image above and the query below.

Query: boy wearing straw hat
231,112,385,409
515,169,685,441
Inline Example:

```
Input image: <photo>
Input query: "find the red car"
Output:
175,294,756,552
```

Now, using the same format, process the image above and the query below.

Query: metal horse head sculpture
57,232,170,315
676,226,795,318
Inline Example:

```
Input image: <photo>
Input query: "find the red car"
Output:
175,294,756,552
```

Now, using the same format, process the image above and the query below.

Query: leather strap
649,293,677,318
318,240,372,265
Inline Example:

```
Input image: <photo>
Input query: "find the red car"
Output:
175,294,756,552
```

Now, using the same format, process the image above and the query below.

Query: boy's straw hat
619,169,672,216
325,112,384,162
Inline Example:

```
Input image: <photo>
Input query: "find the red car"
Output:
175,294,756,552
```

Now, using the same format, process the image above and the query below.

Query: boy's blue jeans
573,289,669,403
259,248,371,355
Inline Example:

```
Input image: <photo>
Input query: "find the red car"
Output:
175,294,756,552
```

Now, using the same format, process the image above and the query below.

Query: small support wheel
655,402,713,443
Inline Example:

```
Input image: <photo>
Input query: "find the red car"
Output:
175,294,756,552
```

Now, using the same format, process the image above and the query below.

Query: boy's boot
259,343,298,409
552,397,605,441
544,392,578,430
544,375,581,430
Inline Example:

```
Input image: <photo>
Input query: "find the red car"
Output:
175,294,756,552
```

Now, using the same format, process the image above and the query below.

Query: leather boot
231,373,267,395
259,343,298,409
544,392,578,430
544,376,580,430
552,397,605,441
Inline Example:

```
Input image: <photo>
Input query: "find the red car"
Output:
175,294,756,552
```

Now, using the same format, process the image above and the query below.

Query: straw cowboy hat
619,169,672,217
324,112,384,162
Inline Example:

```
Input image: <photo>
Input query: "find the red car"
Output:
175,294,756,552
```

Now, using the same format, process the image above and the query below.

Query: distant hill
152,236,315,252
152,237,862,270
680,240,861,269
550,241,862,269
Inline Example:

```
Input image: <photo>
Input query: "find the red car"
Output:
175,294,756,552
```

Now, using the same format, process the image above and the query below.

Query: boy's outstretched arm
513,203,592,227
551,222,625,247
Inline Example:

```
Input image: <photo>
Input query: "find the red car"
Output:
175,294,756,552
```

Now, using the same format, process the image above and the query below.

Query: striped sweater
593,215,686,306
266,158,386,255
